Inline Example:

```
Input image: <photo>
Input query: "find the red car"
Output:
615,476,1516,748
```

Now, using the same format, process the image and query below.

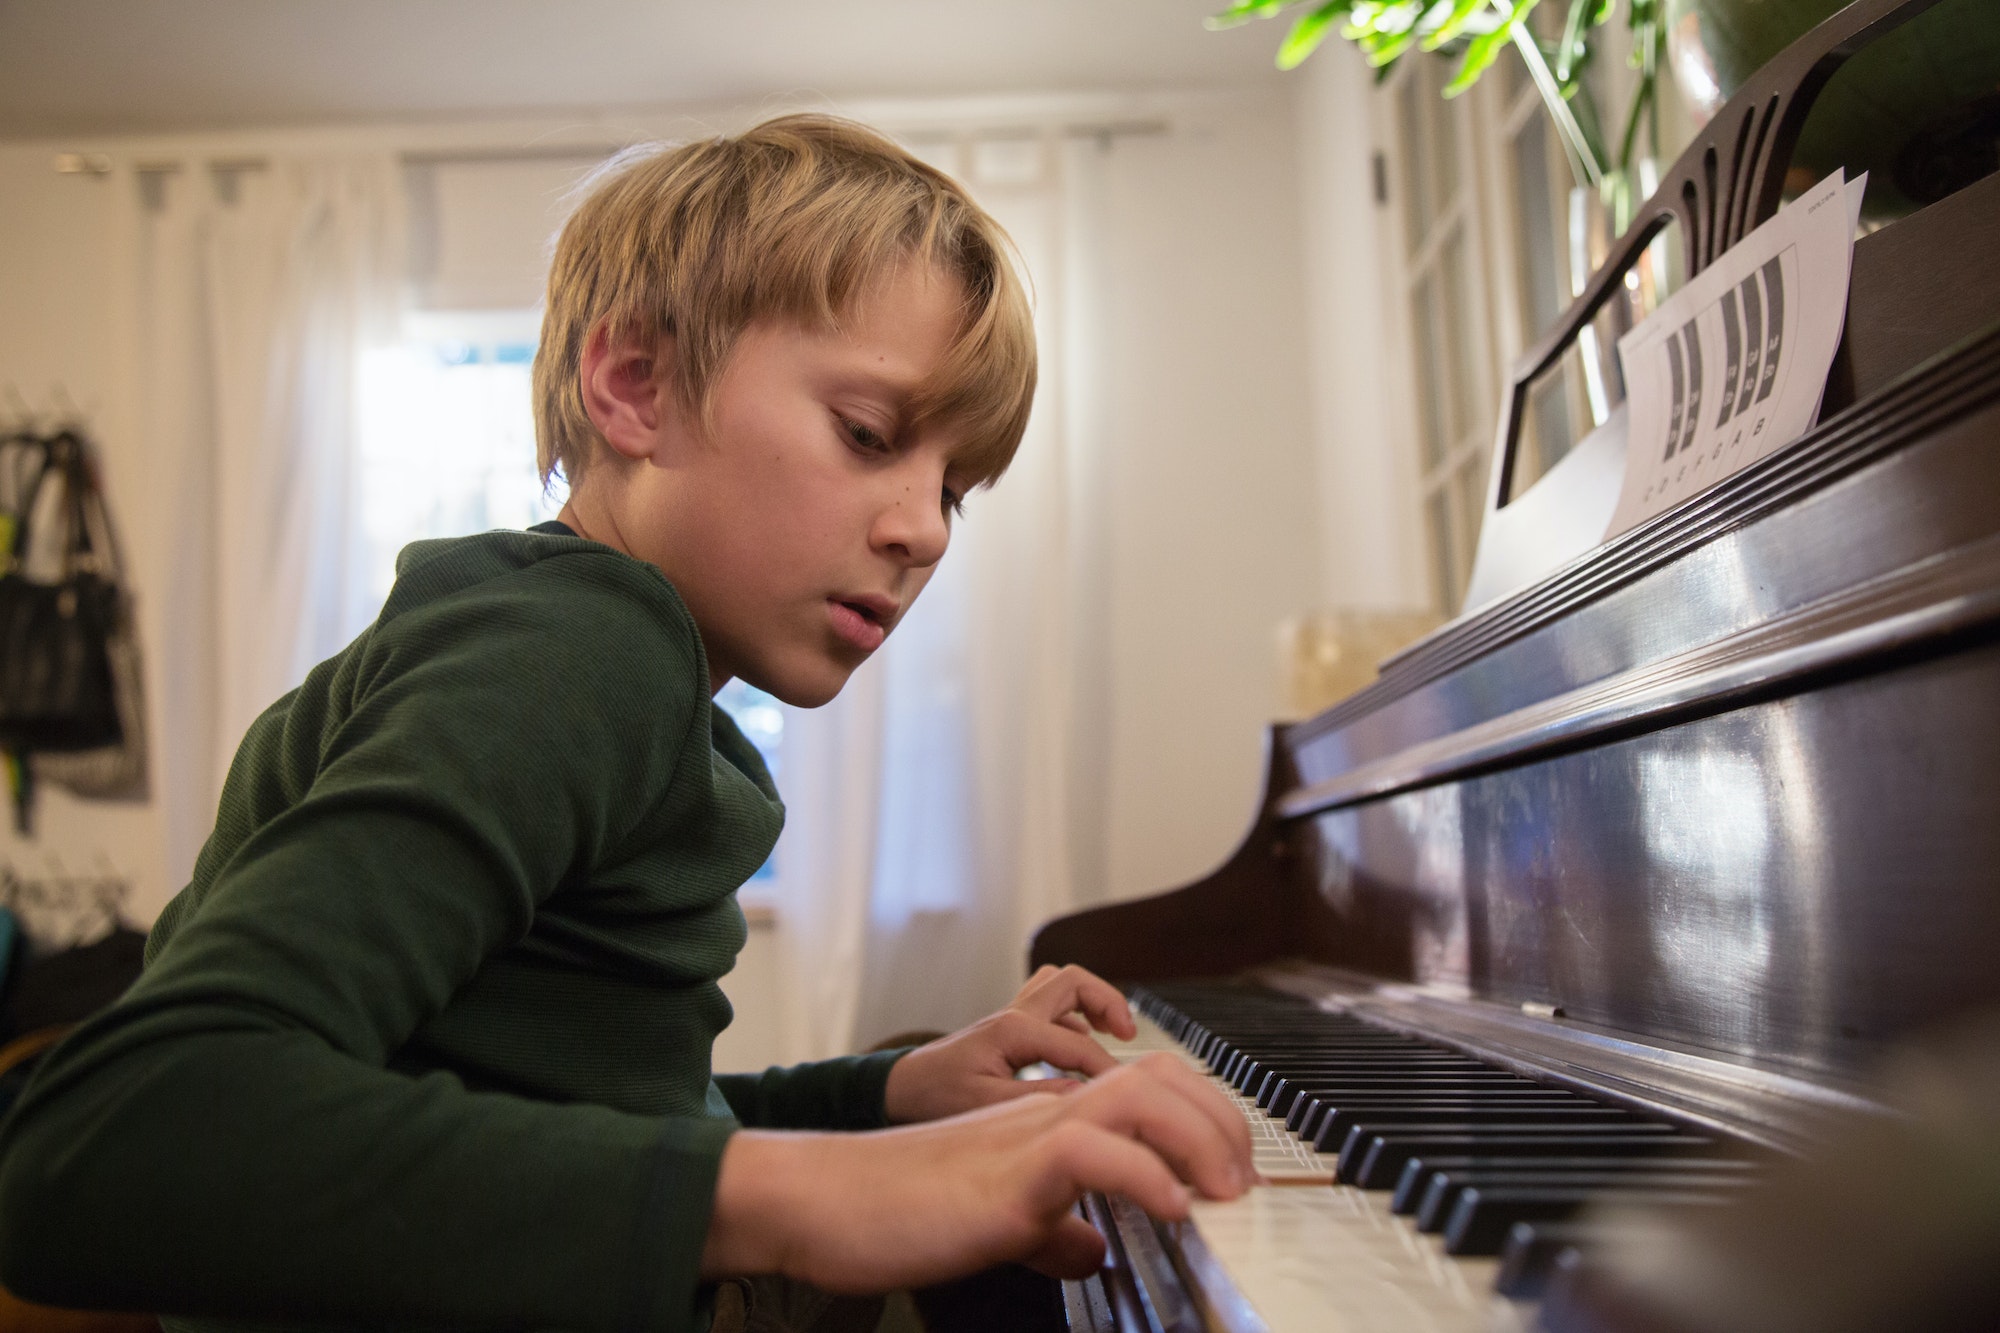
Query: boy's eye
942,486,966,521
839,415,890,454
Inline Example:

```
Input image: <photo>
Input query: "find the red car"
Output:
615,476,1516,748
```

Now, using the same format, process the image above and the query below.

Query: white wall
1292,49,1431,613
0,84,1387,1061
1080,93,1327,904
1068,53,1433,908
0,145,169,920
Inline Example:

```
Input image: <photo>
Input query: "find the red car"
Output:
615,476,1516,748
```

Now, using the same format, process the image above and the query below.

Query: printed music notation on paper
1605,171,1866,539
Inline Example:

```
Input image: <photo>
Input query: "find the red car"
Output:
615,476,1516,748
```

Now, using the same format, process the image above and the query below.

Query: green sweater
0,524,904,1333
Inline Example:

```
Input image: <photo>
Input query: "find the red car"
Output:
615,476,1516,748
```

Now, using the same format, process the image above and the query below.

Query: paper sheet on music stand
1605,171,1866,539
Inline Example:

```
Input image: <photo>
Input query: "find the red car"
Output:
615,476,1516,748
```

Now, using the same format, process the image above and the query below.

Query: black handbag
0,433,124,753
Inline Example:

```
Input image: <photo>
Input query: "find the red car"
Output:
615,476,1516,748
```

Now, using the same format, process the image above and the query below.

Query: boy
0,115,1250,1331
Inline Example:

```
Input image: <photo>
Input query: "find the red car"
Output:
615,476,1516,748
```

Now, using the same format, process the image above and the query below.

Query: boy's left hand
883,964,1139,1123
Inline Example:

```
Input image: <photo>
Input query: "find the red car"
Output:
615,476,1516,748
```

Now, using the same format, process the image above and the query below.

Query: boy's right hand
700,1051,1254,1292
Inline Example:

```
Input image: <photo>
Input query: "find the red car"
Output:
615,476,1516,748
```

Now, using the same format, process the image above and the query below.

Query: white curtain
772,133,1115,1059
130,155,404,886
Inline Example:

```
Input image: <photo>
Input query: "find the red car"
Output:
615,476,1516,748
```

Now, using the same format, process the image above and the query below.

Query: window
1383,55,1498,614
355,309,563,611
1379,30,1689,612
714,678,785,883
1492,37,1684,501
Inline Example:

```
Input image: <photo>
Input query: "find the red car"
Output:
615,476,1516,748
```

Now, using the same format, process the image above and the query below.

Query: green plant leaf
1277,0,1355,68
1555,0,1591,82
1359,24,1420,67
1444,0,1538,95
1567,73,1611,176
1421,0,1491,49
1559,34,1598,95
1340,0,1403,39
1205,0,1302,32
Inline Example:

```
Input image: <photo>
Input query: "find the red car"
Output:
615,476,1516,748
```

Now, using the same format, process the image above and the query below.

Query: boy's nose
871,482,951,568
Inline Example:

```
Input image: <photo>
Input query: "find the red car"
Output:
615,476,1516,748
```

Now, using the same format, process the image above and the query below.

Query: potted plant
1211,0,1669,224
1213,0,1999,221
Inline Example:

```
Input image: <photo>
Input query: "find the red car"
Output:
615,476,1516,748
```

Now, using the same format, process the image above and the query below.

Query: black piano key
1236,1047,1471,1092
1285,1073,1533,1127
1212,1029,1421,1044
1253,1062,1448,1106
1274,1065,1531,1096
1249,1049,1488,1069
1291,1080,1560,1138
1234,1048,1466,1091
1261,1063,1504,1101
1313,1091,1612,1118
1346,1131,1715,1189
1254,1053,1492,1074
1320,1105,1644,1155
1291,1091,1588,1137
1442,1186,1730,1255
1390,1153,1762,1213
1494,1221,1595,1298
1330,1111,1669,1165
1414,1169,1761,1232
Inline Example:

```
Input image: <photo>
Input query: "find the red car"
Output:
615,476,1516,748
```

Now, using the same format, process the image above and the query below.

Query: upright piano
1031,0,2000,1327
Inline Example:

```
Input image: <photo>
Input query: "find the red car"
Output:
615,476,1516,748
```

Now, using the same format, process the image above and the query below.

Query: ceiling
0,0,1289,139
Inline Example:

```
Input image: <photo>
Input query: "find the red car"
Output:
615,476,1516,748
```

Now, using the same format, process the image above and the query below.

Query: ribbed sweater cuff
627,1116,737,1333
852,1047,914,1129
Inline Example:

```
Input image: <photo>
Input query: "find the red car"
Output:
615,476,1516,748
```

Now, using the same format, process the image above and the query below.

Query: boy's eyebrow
824,359,931,414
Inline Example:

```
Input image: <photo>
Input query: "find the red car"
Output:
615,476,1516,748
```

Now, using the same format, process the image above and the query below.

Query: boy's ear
579,321,679,463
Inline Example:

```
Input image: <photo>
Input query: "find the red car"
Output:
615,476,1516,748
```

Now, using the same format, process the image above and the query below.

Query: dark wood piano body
1032,0,2000,1324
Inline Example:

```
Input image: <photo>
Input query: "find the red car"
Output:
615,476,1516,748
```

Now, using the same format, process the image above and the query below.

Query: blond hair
534,114,1037,489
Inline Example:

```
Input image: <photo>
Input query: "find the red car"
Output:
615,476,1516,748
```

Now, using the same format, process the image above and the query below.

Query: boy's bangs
906,242,1037,490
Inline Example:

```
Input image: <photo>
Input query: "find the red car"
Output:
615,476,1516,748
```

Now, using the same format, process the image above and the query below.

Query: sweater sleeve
0,561,728,1333
713,1049,911,1130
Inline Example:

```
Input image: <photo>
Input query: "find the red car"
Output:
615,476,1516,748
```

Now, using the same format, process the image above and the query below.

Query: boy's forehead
764,264,968,390
834,261,969,345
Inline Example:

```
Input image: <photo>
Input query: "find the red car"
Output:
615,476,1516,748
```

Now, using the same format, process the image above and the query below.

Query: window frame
1373,27,1656,616
1374,55,1507,615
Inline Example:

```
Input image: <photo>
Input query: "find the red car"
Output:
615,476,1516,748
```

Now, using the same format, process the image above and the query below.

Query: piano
1029,0,2000,1328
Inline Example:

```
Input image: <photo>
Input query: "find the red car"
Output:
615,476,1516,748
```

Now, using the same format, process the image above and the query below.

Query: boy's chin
741,657,861,710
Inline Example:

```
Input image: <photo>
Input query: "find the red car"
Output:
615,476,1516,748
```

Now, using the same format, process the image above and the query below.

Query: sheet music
1605,171,1865,538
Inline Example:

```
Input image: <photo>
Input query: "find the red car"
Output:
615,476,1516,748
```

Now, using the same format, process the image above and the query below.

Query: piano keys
1066,982,1778,1332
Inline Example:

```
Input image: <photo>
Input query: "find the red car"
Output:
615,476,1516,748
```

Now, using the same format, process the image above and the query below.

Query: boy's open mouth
828,597,892,652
